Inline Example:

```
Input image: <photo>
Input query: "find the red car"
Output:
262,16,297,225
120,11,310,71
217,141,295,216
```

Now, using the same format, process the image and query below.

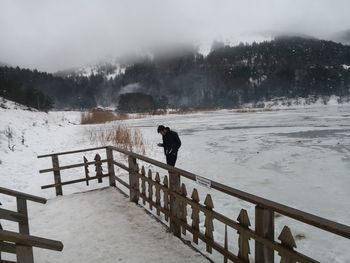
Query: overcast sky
0,0,349,72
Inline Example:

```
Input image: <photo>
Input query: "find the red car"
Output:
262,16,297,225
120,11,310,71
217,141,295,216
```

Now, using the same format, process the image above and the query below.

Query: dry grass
89,124,146,155
81,111,129,124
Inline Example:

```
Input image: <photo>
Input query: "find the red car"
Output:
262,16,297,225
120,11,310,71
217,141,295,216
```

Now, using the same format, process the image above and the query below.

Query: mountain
55,61,127,80
54,54,152,79
1,37,350,110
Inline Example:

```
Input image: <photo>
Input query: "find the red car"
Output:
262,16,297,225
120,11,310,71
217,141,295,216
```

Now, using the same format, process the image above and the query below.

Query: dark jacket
161,127,181,155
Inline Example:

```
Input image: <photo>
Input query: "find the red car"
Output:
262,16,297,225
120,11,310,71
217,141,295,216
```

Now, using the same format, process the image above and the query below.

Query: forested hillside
1,37,350,111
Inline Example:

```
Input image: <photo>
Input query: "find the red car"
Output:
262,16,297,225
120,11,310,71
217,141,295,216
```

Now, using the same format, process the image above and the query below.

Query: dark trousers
166,153,177,166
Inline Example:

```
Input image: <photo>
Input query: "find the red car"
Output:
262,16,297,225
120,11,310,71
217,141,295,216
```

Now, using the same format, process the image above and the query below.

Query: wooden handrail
0,187,46,204
41,174,110,189
39,159,108,173
107,146,350,239
37,146,107,158
0,208,26,223
37,145,350,239
0,229,63,251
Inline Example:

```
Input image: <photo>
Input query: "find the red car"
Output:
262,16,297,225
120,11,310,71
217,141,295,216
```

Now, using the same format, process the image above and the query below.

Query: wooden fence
0,187,63,263
38,146,350,263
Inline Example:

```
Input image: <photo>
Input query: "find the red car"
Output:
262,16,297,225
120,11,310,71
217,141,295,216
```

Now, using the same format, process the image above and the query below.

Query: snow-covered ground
1,98,350,262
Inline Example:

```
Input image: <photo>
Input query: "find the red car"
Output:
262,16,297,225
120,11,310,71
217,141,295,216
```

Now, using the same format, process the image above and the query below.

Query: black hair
157,125,166,133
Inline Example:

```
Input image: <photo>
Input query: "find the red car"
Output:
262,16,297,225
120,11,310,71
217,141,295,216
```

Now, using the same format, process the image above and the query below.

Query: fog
0,0,349,72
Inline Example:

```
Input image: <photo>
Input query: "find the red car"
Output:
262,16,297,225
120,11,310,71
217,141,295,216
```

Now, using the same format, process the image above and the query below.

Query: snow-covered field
1,98,349,262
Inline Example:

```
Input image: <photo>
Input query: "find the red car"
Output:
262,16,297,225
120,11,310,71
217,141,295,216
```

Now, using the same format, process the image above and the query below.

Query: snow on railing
38,146,350,263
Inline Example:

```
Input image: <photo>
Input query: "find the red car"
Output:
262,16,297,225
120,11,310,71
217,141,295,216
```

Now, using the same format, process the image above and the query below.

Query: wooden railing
38,146,350,263
0,187,63,263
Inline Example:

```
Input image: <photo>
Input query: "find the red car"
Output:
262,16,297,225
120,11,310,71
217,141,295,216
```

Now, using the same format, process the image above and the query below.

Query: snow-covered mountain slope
55,61,127,79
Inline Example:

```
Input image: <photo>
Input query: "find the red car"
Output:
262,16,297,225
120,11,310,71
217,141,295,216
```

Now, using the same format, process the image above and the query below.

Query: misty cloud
0,0,349,72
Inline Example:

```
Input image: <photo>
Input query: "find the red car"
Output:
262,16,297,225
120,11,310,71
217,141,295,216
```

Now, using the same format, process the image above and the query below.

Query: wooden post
255,205,274,263
51,154,62,196
16,197,34,263
169,171,181,237
128,156,139,204
106,147,116,187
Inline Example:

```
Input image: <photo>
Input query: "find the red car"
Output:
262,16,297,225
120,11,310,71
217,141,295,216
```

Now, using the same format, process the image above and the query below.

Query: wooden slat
163,176,169,222
237,209,251,261
180,183,187,235
112,161,129,172
141,166,146,205
108,145,350,239
190,188,200,244
41,174,110,189
0,187,46,204
0,208,26,223
155,173,161,216
148,169,153,210
0,259,17,263
37,146,107,158
94,154,103,183
278,226,297,263
83,156,90,186
0,230,63,251
114,176,130,189
204,194,214,253
0,241,16,253
39,159,108,173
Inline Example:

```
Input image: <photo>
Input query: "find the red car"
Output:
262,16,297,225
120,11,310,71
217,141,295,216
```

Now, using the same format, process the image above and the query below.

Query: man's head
157,125,167,136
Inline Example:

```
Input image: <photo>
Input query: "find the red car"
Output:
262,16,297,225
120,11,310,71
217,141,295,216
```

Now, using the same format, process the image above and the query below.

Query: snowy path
30,187,207,263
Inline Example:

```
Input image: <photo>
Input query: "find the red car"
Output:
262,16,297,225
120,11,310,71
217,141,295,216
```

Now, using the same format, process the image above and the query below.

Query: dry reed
81,111,129,124
89,124,146,155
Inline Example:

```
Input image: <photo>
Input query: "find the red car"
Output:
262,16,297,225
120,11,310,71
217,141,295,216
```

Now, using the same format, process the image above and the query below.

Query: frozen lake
123,105,350,262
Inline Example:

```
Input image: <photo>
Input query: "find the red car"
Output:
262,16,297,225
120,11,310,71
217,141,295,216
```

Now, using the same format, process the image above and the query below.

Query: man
157,125,181,166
